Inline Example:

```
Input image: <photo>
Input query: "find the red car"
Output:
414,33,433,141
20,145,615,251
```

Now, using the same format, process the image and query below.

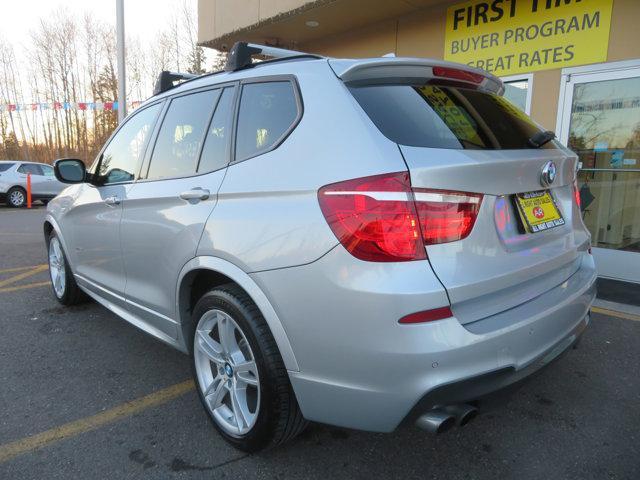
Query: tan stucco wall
300,0,640,131
301,19,398,57
198,0,313,45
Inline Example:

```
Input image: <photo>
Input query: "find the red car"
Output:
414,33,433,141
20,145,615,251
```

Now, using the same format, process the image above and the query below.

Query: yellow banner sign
444,0,613,76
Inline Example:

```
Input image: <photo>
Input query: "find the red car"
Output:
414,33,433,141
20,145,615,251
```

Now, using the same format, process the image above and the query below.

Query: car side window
198,87,235,173
42,165,55,177
235,81,298,162
17,164,44,176
146,89,220,180
98,103,161,185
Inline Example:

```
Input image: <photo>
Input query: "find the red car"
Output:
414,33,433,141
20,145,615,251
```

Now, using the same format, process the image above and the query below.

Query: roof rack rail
225,42,322,72
153,71,199,95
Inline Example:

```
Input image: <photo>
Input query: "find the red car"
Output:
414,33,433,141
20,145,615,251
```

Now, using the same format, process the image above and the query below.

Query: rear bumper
402,311,589,424
251,248,597,432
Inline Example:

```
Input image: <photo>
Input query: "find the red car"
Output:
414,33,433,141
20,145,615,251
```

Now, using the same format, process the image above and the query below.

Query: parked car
0,160,66,207
44,43,596,452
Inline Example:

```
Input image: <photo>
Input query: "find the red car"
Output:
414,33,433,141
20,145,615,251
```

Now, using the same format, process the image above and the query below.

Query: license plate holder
514,190,565,233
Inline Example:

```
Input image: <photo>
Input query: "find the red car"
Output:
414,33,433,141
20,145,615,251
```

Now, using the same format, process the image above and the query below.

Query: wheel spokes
206,379,228,412
194,309,260,436
196,330,225,365
234,360,258,386
218,315,237,356
230,382,250,432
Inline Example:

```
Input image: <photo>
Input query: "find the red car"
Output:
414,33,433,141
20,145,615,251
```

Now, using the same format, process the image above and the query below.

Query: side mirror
54,158,86,184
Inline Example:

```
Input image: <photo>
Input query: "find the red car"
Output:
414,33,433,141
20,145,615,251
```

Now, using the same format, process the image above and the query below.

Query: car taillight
413,190,482,245
432,66,485,85
318,172,483,262
318,172,425,262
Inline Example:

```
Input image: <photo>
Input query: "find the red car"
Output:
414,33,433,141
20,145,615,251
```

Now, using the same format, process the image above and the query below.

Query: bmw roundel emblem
540,161,557,187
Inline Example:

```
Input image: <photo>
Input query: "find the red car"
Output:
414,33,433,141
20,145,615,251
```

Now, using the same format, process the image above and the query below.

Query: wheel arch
176,256,299,372
43,215,73,264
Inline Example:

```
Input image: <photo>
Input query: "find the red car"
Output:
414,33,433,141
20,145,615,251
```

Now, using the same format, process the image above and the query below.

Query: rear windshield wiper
528,130,556,148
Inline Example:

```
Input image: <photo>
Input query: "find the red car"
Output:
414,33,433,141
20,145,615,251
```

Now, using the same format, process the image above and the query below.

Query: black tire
7,186,26,208
191,284,307,452
47,231,86,305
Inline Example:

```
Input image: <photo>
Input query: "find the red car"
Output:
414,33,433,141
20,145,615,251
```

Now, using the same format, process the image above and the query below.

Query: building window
501,74,533,115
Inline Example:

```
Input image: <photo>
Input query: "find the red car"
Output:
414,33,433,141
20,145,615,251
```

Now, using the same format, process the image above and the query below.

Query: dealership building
198,0,640,287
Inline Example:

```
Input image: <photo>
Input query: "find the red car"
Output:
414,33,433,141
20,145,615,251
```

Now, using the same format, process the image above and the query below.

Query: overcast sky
2,0,198,50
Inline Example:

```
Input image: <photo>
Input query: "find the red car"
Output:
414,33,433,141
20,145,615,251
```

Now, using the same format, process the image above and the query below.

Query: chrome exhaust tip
415,409,456,434
444,404,478,427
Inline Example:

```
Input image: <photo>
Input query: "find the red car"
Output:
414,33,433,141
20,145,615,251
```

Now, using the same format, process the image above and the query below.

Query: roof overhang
199,0,454,51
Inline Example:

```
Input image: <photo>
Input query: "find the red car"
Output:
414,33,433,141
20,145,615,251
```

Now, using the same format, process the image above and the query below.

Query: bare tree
0,1,224,164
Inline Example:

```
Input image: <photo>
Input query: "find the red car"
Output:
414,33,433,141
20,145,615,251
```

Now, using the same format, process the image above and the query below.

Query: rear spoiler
329,58,503,94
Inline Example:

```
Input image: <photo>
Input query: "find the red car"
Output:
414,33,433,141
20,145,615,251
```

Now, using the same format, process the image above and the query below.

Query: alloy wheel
9,190,25,207
48,237,66,298
194,309,260,436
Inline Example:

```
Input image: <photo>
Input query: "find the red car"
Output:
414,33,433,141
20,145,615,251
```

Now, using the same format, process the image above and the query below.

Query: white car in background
0,160,66,207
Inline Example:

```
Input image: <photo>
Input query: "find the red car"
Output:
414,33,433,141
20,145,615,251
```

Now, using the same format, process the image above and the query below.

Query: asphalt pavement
0,205,639,479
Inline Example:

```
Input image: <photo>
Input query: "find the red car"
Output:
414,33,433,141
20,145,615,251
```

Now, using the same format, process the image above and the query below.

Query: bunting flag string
0,100,143,112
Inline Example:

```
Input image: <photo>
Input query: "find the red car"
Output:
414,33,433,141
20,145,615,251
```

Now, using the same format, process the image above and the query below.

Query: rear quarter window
0,163,14,172
235,81,299,162
349,83,556,150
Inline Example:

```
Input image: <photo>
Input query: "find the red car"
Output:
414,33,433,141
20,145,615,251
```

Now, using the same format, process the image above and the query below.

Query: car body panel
54,183,130,308
400,146,590,325
121,172,225,330
197,61,406,272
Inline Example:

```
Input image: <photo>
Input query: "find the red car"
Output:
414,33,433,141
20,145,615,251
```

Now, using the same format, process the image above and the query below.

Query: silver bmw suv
45,43,596,452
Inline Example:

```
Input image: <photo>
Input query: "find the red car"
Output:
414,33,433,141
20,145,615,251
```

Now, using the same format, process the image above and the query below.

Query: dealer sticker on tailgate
515,190,565,233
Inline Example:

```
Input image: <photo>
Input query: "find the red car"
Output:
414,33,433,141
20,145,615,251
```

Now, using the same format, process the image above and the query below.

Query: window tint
98,103,161,184
0,163,14,172
235,81,298,161
42,165,55,176
198,87,235,173
18,164,44,175
349,84,556,150
147,90,220,180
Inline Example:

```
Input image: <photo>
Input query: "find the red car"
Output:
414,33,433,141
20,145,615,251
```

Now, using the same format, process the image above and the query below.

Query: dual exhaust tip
415,404,478,434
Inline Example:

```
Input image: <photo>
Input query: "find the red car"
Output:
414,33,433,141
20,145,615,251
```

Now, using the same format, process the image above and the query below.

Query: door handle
179,188,210,201
104,195,121,206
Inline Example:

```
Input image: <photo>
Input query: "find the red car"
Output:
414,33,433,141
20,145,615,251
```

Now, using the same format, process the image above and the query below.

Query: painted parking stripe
0,264,47,274
0,380,195,464
0,264,48,288
0,281,51,293
591,306,640,322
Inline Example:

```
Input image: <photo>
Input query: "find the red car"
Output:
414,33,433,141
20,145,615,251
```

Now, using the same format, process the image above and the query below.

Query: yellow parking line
591,306,640,322
0,264,47,274
0,264,48,288
0,281,51,293
0,380,195,464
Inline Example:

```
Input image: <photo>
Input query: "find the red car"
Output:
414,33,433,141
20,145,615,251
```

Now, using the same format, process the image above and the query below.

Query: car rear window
349,84,556,150
0,163,14,172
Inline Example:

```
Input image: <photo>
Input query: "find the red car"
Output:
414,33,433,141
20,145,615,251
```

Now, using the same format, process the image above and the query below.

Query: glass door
558,61,640,284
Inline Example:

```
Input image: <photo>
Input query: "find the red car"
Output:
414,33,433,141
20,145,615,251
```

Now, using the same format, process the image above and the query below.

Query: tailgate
345,70,591,325
402,146,588,324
